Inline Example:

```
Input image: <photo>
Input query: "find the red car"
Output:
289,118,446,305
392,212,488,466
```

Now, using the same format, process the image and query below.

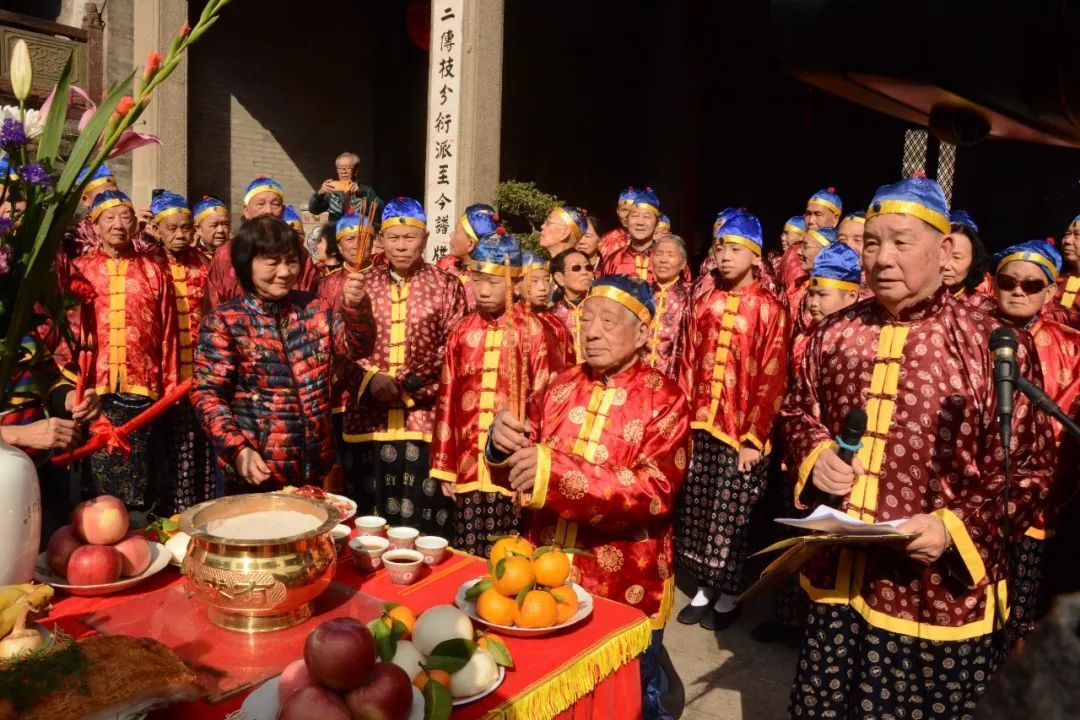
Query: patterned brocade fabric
62,249,180,400
781,288,1056,640
166,248,209,381
345,263,466,443
435,254,476,311
680,280,789,452
430,304,565,496
527,360,690,628
644,279,692,380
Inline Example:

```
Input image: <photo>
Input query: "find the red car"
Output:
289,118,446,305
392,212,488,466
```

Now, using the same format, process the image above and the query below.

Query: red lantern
406,0,431,52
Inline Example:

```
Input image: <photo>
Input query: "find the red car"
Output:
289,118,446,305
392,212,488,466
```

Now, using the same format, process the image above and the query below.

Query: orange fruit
549,585,579,624
490,536,535,566
382,604,417,638
413,668,451,691
476,588,517,626
514,590,558,628
533,549,571,587
493,556,535,597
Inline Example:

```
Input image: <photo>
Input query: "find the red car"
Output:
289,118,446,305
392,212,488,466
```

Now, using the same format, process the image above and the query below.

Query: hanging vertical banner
423,0,464,262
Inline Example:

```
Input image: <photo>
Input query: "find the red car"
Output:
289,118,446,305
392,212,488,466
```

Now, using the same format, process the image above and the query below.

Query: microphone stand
1016,375,1080,441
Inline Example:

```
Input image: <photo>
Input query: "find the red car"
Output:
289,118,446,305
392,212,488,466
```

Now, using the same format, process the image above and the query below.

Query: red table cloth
40,550,649,719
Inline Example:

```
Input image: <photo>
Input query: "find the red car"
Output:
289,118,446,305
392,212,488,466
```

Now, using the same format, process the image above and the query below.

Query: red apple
303,618,376,691
278,658,315,706
72,495,129,545
46,525,83,577
113,533,151,577
66,544,122,585
278,685,350,720
344,662,414,720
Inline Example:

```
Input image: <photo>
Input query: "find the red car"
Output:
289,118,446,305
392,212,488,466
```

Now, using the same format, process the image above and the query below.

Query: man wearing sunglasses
991,238,1080,642
550,248,596,363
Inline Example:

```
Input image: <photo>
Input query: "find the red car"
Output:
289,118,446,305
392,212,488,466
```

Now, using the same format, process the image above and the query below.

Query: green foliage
494,179,560,258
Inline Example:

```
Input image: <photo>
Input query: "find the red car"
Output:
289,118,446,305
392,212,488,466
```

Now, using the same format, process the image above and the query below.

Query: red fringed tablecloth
41,549,649,719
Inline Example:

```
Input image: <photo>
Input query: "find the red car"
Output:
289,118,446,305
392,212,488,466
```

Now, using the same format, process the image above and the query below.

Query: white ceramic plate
33,542,171,596
453,665,505,706
454,578,593,637
272,490,357,523
240,677,424,720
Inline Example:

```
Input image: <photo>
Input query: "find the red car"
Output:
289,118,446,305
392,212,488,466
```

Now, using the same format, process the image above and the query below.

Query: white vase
0,436,40,584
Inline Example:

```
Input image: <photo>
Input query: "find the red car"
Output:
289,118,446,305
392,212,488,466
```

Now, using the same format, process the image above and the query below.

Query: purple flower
0,217,13,237
16,163,51,188
0,244,11,275
0,118,26,149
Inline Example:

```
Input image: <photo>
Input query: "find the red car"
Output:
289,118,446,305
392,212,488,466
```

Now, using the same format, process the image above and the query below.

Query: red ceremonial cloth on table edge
40,548,650,720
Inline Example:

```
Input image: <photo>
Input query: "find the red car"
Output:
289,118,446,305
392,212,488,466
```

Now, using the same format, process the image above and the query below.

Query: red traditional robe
165,248,209,381
435,254,476,311
1044,273,1080,329
64,248,180,399
645,279,691,381
782,289,1055,641
550,297,584,364
345,264,466,443
600,245,691,284
1024,317,1080,538
598,228,628,258
681,281,789,452
785,276,810,336
205,240,320,310
532,306,576,367
430,304,564,495
524,360,689,628
315,266,355,414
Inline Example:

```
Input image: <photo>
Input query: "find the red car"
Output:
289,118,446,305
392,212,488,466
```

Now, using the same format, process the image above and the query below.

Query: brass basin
179,493,339,633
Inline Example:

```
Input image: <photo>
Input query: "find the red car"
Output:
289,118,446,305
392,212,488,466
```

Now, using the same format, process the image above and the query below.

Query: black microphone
1016,374,1080,440
827,408,867,508
989,327,1019,450
402,375,424,393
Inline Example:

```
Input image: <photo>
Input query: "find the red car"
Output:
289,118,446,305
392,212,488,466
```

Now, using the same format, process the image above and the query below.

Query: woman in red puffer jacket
191,216,374,491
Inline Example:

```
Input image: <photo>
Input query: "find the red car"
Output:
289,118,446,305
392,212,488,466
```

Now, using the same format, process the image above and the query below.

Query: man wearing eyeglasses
308,151,383,224
990,238,1080,643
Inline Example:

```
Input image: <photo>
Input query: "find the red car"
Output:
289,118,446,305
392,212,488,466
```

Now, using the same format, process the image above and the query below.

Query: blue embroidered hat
460,203,498,241
283,204,303,230
243,175,285,206
841,211,866,226
629,187,661,216
950,209,979,234
656,214,671,233
807,226,838,248
588,274,656,323
192,195,226,225
77,163,114,193
150,191,190,224
866,174,951,235
808,187,843,216
553,204,588,240
90,189,134,221
993,239,1062,283
618,187,637,206
336,210,372,240
715,210,764,255
783,215,807,236
469,228,522,276
810,242,862,291
382,196,427,231
712,207,741,238
521,251,549,273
